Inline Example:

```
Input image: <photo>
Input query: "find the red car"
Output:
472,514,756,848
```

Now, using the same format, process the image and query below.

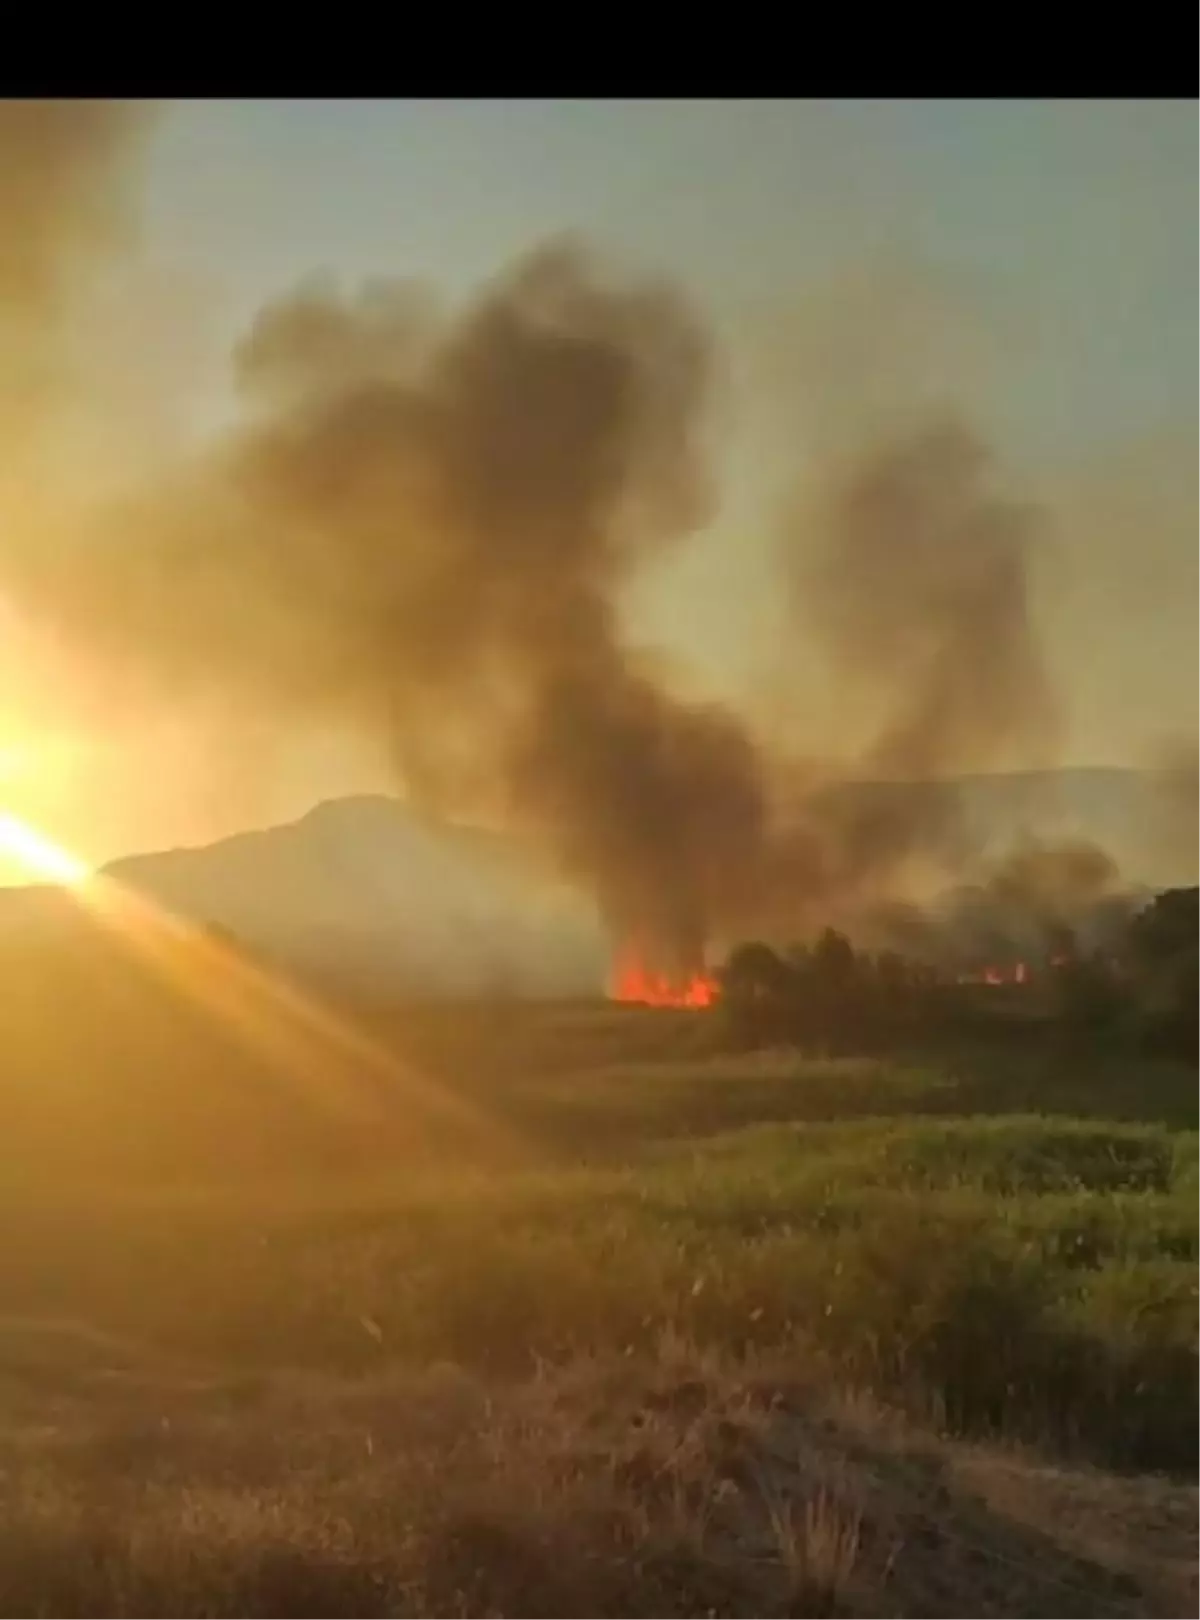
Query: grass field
0,945,1196,1616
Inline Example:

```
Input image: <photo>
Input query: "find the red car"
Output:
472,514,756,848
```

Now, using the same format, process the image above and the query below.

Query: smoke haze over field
1,101,1195,967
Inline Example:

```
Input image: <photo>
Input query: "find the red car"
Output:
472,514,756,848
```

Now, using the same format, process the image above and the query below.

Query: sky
141,99,1196,455
0,98,1196,877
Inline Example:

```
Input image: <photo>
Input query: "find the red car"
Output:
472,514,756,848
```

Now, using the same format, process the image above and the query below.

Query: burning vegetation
610,950,720,1008
714,885,1197,1060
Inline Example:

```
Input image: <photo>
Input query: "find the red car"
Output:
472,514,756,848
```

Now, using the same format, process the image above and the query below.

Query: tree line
717,886,1198,1060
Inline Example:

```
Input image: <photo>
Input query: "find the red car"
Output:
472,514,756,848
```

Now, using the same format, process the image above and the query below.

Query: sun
0,812,91,886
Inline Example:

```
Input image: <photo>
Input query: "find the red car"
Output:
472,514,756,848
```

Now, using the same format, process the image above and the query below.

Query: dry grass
0,1330,1194,1618
0,982,1195,1615
760,1485,865,1616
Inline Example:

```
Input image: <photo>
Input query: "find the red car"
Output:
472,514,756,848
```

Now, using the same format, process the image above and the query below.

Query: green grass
5,1109,1194,1473
0,977,1196,1615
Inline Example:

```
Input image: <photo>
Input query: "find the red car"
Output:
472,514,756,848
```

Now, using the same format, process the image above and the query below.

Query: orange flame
610,952,719,1008
959,961,1030,986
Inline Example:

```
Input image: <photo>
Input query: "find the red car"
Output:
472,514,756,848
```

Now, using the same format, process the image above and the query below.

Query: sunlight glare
0,812,91,886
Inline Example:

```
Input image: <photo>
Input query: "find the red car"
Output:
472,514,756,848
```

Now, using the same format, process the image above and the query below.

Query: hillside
100,795,609,998
0,767,1189,999
110,768,1197,987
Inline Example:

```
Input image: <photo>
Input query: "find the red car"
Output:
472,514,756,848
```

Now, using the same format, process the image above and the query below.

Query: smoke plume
936,839,1135,968
800,420,1057,780
1,105,1154,975
727,416,1061,943
17,241,776,971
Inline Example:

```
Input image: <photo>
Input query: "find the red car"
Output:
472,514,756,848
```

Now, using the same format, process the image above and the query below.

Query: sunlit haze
0,812,91,887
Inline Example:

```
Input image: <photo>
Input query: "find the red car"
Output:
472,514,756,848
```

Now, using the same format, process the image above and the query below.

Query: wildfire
610,953,719,1008
958,961,1029,986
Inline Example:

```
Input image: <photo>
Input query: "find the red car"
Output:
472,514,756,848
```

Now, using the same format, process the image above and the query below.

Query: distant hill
0,768,1188,1184
100,795,610,998
0,769,1191,999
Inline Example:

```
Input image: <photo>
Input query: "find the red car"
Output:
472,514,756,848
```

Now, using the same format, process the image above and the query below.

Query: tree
720,942,794,1046
811,927,857,990
803,928,865,1051
1051,950,1122,1038
875,950,912,993
1127,887,1198,966
1123,887,1198,1058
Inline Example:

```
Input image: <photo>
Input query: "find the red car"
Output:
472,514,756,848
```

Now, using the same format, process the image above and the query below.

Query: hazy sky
1,99,1196,873
142,99,1195,454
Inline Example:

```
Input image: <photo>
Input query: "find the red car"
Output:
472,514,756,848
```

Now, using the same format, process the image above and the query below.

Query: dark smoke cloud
800,420,1058,780
17,240,773,971
1,107,1145,974
843,838,1138,972
736,418,1061,941
940,839,1135,964
15,240,1076,971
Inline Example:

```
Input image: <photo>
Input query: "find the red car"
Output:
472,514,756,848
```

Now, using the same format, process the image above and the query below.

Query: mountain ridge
0,767,1192,996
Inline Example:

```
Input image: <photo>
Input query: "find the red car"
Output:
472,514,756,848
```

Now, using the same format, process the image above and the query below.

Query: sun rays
0,807,521,1163
0,812,91,887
